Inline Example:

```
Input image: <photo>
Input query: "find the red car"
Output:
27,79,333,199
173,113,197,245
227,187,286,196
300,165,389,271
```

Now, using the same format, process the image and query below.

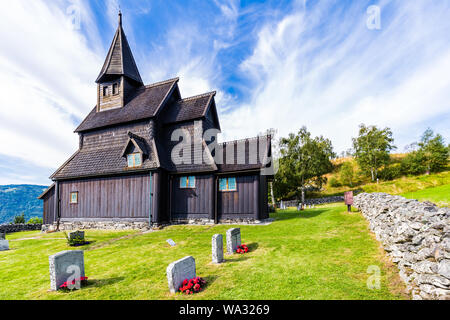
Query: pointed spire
96,12,143,85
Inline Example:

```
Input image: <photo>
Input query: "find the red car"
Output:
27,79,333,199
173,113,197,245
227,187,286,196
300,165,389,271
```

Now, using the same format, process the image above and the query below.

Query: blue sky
0,0,449,185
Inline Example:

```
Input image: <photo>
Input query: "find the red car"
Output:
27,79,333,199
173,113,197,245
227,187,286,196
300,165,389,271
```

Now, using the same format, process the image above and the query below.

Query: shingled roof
96,12,143,85
75,78,178,132
216,135,272,173
51,138,160,180
164,92,216,124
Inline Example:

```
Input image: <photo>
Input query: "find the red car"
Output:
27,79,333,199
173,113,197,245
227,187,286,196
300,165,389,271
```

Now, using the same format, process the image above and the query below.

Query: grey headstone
49,250,85,291
166,239,176,246
212,234,224,264
69,231,85,242
0,240,9,251
0,233,5,240
166,256,196,293
226,228,241,254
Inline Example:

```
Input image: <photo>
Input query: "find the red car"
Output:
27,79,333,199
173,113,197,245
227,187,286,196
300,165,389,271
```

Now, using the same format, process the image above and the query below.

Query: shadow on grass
202,275,218,290
86,277,125,288
246,242,258,252
271,209,327,221
223,255,250,263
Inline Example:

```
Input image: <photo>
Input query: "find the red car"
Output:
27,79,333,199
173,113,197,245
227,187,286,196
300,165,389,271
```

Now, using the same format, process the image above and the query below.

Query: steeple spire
95,11,143,85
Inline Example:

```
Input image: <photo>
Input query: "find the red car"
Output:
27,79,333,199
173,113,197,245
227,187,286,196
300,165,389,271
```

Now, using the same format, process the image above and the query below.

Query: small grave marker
0,240,9,251
212,234,224,264
166,239,176,246
226,228,241,254
49,250,85,291
166,256,196,293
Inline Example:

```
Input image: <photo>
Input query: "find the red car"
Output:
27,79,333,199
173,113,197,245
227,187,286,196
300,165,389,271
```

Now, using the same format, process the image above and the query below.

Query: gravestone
0,240,9,251
69,230,85,242
166,256,196,293
212,234,224,264
49,250,85,291
166,239,176,247
226,228,241,254
0,232,5,240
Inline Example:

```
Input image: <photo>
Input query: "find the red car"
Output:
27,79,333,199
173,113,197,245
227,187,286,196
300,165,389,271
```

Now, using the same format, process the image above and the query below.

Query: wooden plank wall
171,174,214,218
59,174,150,219
43,187,55,224
218,175,258,219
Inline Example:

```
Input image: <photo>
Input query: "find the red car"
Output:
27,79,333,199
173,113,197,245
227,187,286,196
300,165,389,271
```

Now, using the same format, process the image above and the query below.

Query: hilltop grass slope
0,204,407,300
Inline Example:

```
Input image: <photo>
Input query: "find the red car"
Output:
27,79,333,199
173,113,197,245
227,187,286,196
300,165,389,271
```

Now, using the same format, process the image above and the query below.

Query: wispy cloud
0,0,102,182
0,0,449,185
220,0,450,152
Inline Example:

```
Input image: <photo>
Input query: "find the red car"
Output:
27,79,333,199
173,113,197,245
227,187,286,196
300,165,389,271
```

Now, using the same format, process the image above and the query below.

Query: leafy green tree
417,129,449,173
13,213,25,224
339,162,354,187
274,127,335,204
27,217,43,224
352,124,396,181
402,129,449,175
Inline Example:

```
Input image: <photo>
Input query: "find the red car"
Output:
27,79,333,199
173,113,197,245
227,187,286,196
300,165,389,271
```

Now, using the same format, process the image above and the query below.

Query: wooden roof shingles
164,92,216,124
216,135,272,173
75,78,178,132
51,143,159,180
96,12,143,85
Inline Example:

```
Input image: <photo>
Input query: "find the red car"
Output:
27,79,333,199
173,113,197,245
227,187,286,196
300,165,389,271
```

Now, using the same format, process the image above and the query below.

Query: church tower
96,12,143,112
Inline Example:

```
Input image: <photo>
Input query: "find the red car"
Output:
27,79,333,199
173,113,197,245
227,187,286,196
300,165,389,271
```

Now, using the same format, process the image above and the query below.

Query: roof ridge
180,91,216,102
144,77,179,88
221,135,270,145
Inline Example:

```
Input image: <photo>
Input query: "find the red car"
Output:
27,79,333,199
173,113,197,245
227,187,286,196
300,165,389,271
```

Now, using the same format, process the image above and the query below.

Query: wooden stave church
38,13,273,228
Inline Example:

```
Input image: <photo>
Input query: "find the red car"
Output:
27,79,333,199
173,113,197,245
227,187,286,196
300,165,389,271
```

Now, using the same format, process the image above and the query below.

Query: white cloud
220,1,450,152
0,0,102,183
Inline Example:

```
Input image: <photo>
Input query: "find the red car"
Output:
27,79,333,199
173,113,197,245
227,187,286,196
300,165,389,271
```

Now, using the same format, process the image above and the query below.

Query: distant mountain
0,185,48,224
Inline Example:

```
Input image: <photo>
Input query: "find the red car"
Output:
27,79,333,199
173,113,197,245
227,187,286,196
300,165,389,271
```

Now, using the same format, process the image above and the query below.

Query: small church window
219,177,237,192
103,86,108,96
70,192,78,204
180,176,195,188
127,153,142,168
113,83,119,95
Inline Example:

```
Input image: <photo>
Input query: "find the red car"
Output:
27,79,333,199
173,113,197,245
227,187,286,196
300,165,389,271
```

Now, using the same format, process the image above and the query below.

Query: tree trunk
371,169,375,181
301,186,305,206
270,181,276,207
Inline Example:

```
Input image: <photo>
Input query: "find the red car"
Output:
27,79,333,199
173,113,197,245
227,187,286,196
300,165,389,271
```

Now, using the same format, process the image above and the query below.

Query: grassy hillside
0,185,47,224
314,155,450,204
401,184,450,207
0,204,407,300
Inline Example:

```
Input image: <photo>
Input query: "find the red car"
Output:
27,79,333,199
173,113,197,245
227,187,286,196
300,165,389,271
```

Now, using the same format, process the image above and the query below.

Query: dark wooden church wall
59,174,150,220
259,175,269,220
171,174,214,219
43,187,56,224
218,174,259,219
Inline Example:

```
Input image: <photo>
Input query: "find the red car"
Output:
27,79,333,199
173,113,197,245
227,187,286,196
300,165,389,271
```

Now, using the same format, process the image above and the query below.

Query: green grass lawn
401,184,450,207
0,205,407,300
317,170,450,200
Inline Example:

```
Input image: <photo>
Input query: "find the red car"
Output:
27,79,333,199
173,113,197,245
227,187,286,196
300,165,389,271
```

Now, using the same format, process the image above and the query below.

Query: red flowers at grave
236,244,249,254
59,276,88,290
179,277,206,295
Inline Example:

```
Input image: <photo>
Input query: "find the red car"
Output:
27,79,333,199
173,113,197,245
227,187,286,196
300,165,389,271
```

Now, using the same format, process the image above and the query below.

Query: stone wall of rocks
43,220,150,232
0,223,42,234
277,196,344,208
353,193,449,300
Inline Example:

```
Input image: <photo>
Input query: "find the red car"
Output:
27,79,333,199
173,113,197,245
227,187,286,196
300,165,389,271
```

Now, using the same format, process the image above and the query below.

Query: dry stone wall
0,223,42,234
354,192,450,300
